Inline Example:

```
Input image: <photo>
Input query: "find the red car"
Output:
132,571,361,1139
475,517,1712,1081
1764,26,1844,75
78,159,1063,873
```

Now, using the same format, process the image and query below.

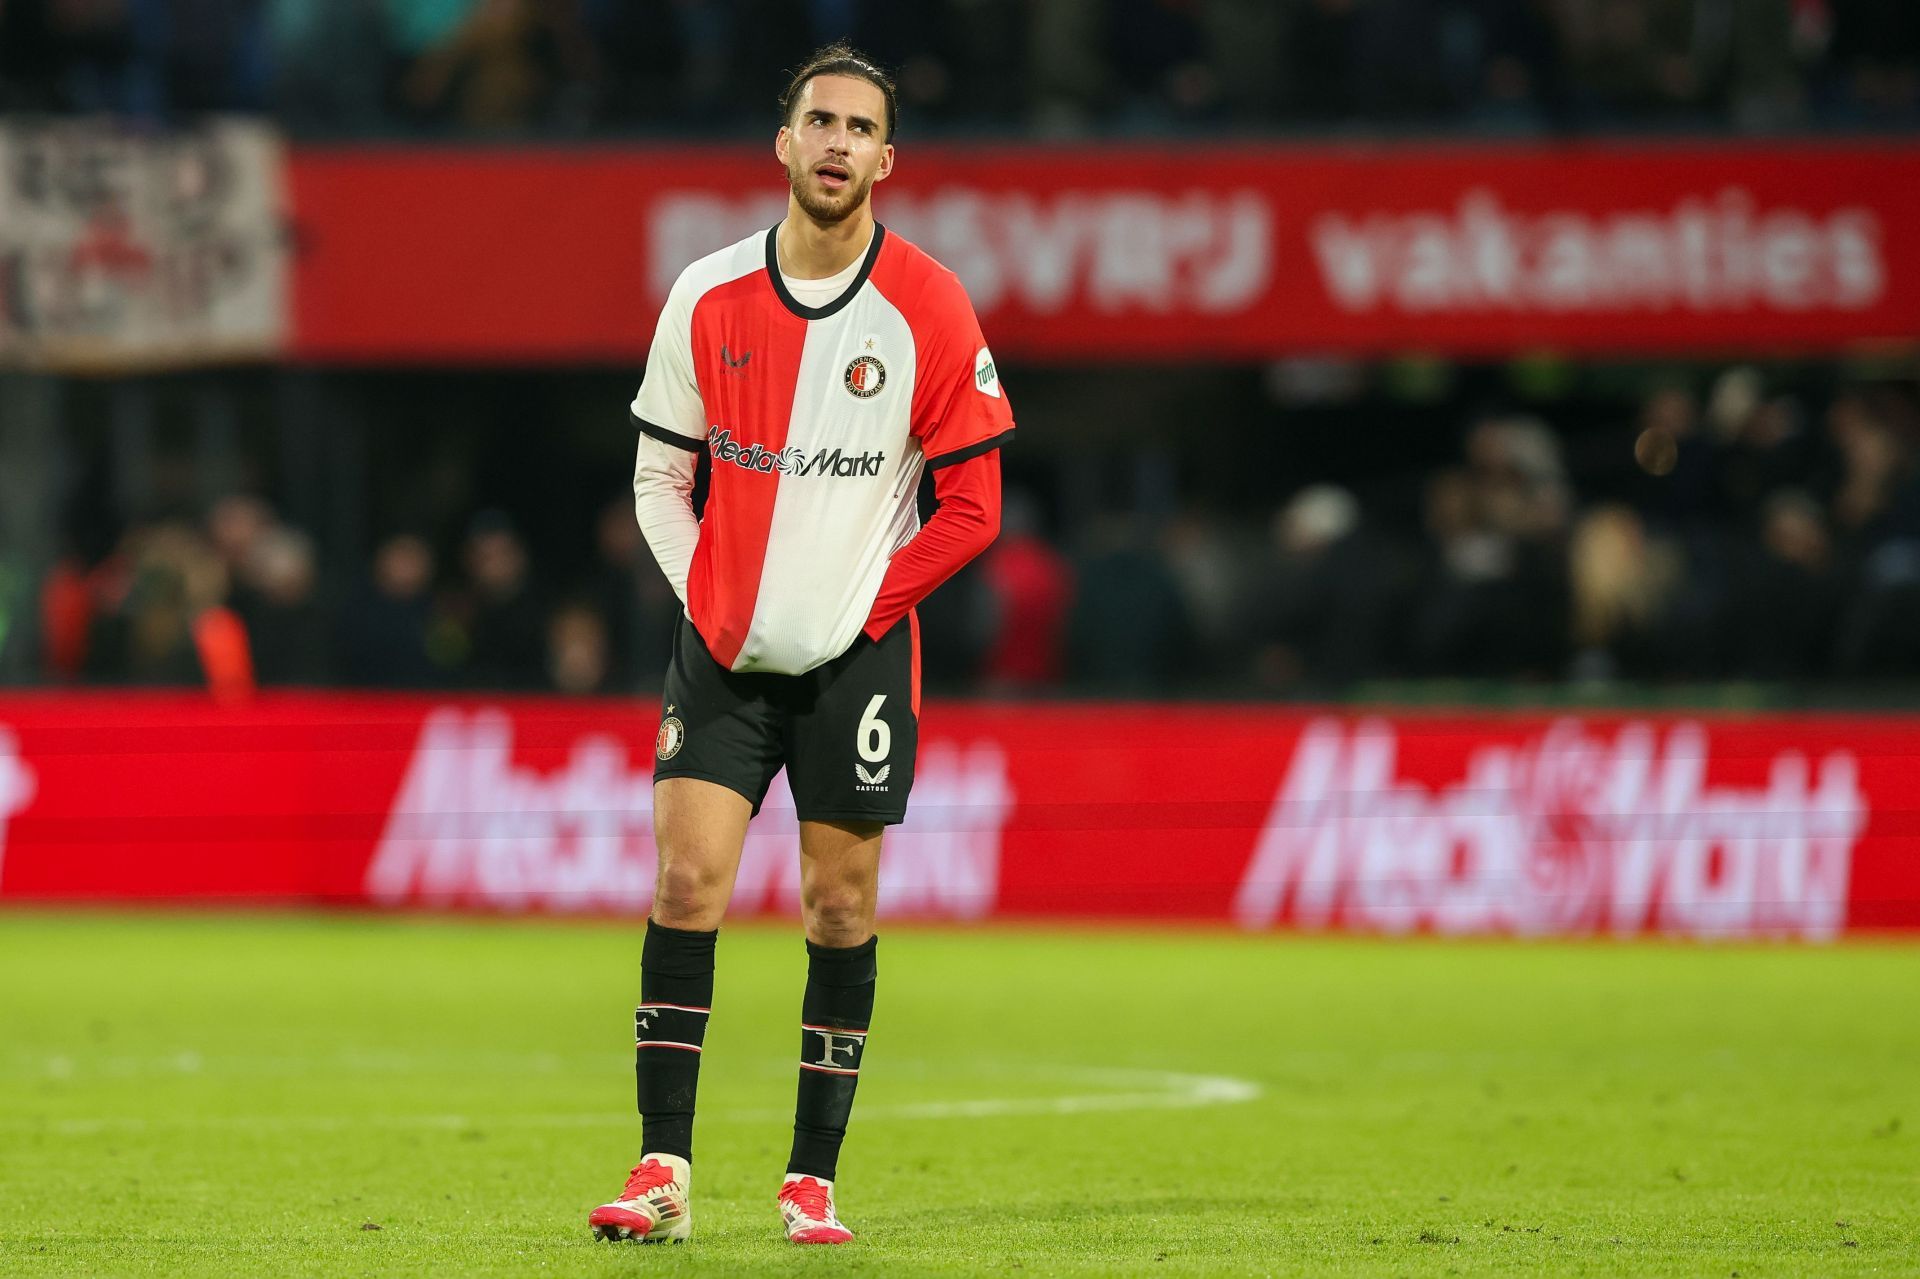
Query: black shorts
651,612,920,825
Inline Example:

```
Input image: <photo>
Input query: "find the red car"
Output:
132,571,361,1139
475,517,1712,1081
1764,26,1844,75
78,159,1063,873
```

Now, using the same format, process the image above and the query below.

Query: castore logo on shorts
706,426,885,478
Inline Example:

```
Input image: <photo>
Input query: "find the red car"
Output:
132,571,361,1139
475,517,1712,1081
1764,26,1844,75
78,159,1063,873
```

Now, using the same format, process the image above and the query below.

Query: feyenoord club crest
655,715,685,761
844,354,885,398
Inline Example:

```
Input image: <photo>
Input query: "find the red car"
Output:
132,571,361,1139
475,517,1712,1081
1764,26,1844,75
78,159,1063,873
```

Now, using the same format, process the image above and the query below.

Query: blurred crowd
1,0,1918,136
30,367,1920,696
38,493,679,694
1219,370,1920,692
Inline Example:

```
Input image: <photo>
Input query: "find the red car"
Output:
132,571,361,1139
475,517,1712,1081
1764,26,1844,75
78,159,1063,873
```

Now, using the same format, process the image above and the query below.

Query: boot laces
621,1159,677,1199
780,1177,835,1222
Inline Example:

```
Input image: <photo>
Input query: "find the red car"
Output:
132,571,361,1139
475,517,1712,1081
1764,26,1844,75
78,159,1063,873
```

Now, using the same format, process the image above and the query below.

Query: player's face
776,75,894,226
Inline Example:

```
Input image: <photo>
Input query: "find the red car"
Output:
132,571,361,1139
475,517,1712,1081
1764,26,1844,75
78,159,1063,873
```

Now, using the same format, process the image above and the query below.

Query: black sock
635,918,716,1163
787,935,877,1181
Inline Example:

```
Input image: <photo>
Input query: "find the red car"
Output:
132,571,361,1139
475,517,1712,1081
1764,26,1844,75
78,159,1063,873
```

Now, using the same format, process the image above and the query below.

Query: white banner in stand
0,118,288,370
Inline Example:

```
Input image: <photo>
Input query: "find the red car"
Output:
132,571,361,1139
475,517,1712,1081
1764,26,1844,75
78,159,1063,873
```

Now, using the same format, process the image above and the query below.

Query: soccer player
588,43,1013,1246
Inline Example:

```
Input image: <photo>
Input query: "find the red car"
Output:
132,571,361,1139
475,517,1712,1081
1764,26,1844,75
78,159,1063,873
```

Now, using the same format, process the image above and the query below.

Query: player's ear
875,143,894,183
775,125,791,166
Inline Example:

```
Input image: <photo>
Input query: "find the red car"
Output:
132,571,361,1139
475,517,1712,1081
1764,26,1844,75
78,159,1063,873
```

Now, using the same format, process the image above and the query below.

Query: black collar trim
765,223,886,321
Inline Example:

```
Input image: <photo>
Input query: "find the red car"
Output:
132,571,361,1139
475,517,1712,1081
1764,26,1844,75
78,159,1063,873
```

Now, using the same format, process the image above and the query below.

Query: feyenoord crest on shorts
655,711,685,760
630,224,1016,677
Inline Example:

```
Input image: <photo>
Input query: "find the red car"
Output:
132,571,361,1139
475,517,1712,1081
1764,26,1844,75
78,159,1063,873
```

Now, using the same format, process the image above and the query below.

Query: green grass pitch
2,914,1915,1277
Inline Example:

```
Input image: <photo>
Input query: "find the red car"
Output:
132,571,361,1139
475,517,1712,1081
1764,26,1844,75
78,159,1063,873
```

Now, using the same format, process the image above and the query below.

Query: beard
786,154,874,225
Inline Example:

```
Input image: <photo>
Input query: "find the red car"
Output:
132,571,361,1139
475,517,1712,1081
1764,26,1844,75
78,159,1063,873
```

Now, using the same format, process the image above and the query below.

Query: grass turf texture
1,916,1915,1277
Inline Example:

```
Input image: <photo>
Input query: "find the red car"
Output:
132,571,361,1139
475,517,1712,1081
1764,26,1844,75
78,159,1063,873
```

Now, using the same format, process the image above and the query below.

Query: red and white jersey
632,224,1015,675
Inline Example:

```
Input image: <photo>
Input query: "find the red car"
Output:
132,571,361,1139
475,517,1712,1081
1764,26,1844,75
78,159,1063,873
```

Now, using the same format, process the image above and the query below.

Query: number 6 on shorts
858,695,890,763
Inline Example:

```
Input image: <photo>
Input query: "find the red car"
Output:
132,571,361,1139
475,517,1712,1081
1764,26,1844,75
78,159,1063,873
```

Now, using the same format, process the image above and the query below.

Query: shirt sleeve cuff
925,427,1014,471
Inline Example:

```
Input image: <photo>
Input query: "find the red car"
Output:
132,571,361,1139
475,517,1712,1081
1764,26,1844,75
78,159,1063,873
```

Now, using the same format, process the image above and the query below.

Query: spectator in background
1560,0,1703,123
1246,483,1412,690
339,532,443,686
1632,382,1718,530
459,510,545,687
1412,417,1571,678
83,522,230,685
980,491,1072,692
403,0,596,131
1826,386,1920,675
1567,504,1680,681
1824,392,1910,550
1837,536,1920,677
266,0,389,130
1458,0,1566,129
588,497,677,692
1066,513,1191,692
545,599,610,693
1709,374,1814,526
1158,507,1242,674
386,0,475,63
37,550,95,682
237,525,330,684
206,493,276,607
1724,489,1842,679
383,0,476,122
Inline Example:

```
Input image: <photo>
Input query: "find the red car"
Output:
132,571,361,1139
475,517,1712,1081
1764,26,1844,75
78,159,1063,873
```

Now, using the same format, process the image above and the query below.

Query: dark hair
780,42,897,142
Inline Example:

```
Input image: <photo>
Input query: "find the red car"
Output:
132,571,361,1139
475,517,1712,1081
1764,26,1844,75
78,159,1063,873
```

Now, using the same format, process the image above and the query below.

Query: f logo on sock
816,1034,859,1067
803,1025,866,1074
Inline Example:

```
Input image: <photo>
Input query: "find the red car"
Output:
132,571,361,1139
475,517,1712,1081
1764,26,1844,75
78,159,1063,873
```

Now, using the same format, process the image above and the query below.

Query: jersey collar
765,223,886,321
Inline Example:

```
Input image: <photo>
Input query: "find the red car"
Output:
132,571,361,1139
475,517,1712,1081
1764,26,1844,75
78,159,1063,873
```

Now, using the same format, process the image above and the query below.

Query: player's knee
652,855,730,928
802,881,875,946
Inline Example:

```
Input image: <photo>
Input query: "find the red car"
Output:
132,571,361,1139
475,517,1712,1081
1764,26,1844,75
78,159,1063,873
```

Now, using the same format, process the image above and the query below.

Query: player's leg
775,615,918,1244
651,776,754,932
592,617,784,1243
779,817,882,1245
592,779,752,1244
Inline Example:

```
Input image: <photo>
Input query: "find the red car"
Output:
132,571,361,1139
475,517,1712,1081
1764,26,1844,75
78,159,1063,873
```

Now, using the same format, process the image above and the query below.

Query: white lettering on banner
1312,189,1885,315
0,727,38,888
365,710,1012,917
648,191,1273,317
366,709,656,910
1232,720,1867,940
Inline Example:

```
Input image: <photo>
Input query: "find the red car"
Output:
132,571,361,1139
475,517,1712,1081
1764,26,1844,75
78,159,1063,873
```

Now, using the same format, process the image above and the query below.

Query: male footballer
588,44,1013,1245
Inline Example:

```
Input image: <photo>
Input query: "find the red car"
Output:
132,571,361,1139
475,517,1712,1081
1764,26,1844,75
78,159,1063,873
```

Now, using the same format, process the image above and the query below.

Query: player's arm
632,428,700,607
861,282,1015,640
862,447,1002,640
630,276,708,607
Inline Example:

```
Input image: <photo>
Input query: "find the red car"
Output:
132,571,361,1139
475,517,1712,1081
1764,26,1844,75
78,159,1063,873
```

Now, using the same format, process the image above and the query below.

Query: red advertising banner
1,695,1914,938
288,141,1920,362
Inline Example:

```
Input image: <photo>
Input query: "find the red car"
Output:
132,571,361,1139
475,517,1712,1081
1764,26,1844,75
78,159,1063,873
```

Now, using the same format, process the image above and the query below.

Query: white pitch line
5,1068,1259,1136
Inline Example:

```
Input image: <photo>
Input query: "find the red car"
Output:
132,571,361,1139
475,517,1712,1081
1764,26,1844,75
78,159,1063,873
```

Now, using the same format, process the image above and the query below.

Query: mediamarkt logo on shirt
706,425,885,478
